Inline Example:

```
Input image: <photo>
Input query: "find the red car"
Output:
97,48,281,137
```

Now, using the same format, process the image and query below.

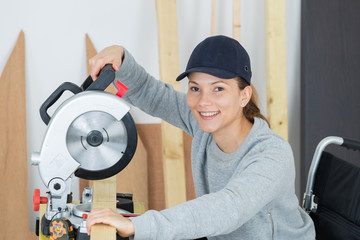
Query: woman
86,35,315,239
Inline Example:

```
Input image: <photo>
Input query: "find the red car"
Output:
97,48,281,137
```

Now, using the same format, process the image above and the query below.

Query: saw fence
0,0,288,239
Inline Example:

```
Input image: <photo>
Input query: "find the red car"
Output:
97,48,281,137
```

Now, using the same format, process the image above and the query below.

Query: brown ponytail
236,77,270,127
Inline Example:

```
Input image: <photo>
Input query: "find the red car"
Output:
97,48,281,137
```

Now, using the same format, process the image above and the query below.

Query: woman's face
186,72,246,135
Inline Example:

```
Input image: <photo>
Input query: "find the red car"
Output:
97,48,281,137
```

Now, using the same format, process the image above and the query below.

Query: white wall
0,0,301,232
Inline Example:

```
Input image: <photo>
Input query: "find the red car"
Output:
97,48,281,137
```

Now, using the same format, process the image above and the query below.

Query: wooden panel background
116,126,149,209
265,0,288,140
232,0,241,42
155,0,187,208
301,0,360,193
0,31,36,239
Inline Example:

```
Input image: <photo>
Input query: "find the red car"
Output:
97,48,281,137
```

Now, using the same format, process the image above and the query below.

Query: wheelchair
303,136,360,240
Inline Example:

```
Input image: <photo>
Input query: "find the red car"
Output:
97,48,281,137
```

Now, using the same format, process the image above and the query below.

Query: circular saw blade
66,111,137,180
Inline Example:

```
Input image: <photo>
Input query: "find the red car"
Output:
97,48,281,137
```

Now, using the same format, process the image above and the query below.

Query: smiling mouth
199,111,220,117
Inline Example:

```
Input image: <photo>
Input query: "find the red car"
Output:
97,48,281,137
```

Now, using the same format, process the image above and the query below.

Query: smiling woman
186,73,252,153
85,35,315,240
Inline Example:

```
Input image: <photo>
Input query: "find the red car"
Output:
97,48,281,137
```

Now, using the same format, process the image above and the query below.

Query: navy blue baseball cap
176,35,252,85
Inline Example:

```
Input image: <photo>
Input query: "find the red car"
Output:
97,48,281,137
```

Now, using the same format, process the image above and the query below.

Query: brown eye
215,87,224,92
190,87,199,92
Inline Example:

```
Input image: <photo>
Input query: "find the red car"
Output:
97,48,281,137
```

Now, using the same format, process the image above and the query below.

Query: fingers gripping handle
81,63,128,97
82,64,116,91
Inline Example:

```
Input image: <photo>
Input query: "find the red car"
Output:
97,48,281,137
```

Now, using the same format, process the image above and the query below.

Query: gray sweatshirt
116,49,315,240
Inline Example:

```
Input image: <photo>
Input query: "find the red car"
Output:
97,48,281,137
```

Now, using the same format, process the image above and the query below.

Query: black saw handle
81,64,116,91
40,82,82,125
40,64,116,125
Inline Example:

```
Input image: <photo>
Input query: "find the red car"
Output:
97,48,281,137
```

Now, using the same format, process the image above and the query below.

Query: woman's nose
198,92,212,106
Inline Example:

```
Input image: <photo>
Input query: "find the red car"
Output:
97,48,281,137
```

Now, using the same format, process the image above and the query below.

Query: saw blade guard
32,64,138,186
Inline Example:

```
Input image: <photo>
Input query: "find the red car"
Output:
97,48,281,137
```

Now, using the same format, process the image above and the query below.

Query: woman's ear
240,85,252,107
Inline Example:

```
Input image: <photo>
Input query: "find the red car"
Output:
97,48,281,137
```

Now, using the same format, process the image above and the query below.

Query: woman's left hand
86,208,135,237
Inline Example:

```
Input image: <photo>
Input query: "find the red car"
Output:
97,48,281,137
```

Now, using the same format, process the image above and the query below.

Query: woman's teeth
200,111,219,117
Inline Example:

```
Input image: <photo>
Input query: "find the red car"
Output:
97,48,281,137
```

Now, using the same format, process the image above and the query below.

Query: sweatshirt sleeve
114,48,198,137
129,139,294,239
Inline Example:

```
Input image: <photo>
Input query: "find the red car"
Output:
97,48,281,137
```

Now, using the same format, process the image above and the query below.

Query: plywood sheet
0,31,36,239
116,131,148,210
136,124,165,210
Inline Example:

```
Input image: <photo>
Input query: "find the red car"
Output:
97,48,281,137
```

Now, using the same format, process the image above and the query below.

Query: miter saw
31,65,138,239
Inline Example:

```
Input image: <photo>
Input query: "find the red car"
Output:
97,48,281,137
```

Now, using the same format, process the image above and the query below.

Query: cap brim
176,67,238,81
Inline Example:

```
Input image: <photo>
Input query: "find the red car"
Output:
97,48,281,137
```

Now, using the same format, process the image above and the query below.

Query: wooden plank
38,204,48,240
86,34,97,76
0,31,36,239
211,0,217,35
92,177,117,210
265,0,288,140
232,0,241,42
155,0,187,208
90,176,117,240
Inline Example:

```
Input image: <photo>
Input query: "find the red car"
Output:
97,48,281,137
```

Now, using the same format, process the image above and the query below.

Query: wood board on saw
90,176,117,240
0,31,36,239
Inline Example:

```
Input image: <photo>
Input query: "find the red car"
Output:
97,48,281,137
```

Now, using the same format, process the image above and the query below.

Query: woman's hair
236,77,270,127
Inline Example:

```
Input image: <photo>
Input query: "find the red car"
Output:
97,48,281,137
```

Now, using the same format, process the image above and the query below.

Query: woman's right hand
86,208,135,238
89,45,125,80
